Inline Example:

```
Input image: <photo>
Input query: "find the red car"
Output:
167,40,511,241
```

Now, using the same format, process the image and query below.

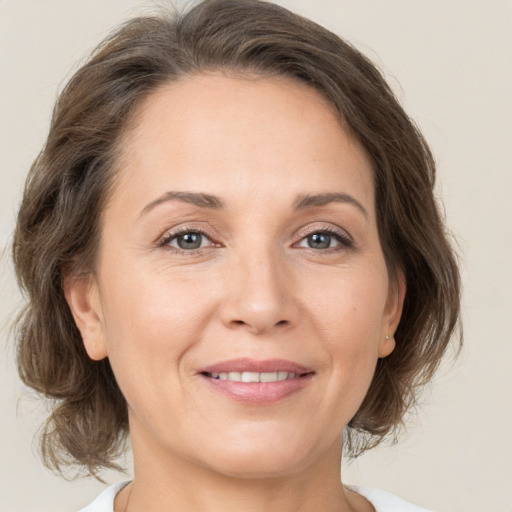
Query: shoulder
348,485,433,512
78,481,130,512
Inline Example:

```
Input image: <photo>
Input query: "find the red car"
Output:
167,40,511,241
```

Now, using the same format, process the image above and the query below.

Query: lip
198,358,315,404
198,358,313,375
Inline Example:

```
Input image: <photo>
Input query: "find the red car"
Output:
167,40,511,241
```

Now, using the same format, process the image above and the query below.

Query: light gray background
1,1,511,511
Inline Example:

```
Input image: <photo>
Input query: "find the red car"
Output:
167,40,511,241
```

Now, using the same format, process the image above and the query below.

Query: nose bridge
220,238,297,334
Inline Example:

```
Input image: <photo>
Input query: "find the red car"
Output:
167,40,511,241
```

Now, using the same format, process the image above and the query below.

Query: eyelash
295,226,353,252
158,225,353,255
159,226,218,255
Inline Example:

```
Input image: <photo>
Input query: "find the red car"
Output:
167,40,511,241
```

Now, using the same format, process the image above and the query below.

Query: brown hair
13,0,461,477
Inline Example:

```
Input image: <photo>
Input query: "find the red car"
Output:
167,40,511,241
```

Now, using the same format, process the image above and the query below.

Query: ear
378,269,406,358
63,274,108,361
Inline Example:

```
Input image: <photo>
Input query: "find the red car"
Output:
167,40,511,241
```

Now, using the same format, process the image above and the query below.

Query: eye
296,228,352,250
161,229,214,251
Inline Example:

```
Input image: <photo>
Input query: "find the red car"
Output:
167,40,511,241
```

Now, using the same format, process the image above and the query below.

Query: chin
206,452,309,480
194,431,322,480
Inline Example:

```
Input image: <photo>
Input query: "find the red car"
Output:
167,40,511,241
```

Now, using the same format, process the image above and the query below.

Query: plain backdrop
1,1,511,511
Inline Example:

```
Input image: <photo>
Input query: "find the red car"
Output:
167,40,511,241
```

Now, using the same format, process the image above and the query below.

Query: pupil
309,233,330,249
178,233,201,250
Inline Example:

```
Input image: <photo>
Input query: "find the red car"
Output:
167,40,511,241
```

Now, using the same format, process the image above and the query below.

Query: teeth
208,371,299,382
260,372,278,382
242,372,259,382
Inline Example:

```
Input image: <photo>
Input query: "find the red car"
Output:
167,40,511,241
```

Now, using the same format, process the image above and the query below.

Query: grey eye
177,232,203,250
167,231,210,250
308,233,331,249
296,229,352,251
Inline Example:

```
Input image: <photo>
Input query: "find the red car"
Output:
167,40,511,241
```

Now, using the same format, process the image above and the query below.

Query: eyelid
295,224,353,245
157,222,353,253
158,224,219,251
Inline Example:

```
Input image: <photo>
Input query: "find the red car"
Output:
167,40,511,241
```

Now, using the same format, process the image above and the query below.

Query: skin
66,73,405,512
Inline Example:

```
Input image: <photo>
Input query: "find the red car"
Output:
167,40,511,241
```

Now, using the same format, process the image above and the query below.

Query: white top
78,481,431,512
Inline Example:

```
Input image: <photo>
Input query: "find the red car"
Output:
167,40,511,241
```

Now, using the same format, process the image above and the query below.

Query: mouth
201,371,310,382
198,359,315,403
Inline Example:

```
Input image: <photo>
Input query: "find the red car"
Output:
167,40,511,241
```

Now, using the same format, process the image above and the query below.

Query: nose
219,246,300,336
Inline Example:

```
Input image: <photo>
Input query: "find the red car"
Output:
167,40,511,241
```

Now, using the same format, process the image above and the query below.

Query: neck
117,428,371,512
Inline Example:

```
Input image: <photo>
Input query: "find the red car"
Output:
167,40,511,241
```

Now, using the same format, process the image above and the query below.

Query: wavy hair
12,0,461,477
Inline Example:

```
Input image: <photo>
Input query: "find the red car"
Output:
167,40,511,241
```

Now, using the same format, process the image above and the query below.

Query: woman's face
67,73,403,478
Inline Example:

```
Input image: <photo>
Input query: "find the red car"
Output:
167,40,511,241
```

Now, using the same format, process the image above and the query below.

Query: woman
12,0,461,511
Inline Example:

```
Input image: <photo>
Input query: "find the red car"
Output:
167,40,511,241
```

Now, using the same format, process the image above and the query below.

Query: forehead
113,73,374,214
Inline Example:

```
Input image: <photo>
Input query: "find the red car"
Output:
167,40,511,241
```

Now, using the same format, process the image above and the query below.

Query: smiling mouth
202,371,310,382
198,358,315,402
199,362,314,403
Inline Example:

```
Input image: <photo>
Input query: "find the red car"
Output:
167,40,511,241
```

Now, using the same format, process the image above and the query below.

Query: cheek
302,267,388,347
300,267,388,405
102,259,212,332
97,262,219,388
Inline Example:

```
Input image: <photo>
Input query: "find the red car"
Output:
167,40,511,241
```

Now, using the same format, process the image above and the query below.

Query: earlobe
378,333,396,358
63,275,108,361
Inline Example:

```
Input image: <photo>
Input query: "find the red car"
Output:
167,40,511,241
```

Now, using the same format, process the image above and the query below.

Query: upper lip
199,358,313,375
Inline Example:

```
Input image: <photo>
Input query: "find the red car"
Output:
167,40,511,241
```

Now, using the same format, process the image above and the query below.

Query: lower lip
199,374,314,404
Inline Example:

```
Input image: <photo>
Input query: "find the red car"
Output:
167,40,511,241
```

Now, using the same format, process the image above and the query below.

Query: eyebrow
140,190,368,219
293,192,369,219
140,191,224,216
